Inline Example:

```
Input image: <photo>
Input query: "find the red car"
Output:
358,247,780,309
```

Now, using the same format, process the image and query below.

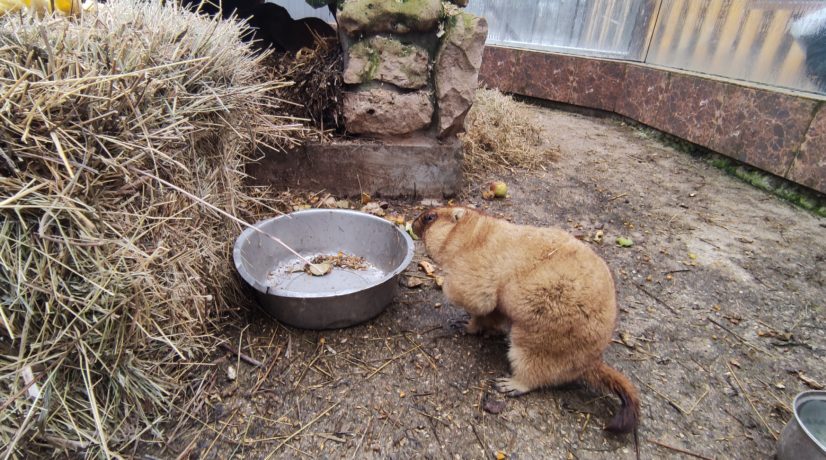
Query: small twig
251,345,283,395
727,362,778,440
294,343,325,388
685,385,710,416
219,342,263,367
708,317,776,357
578,413,591,441
650,439,714,460
403,333,438,370
663,269,692,275
638,379,688,414
635,284,678,314
265,403,340,459
470,423,489,457
365,343,423,379
203,408,239,459
135,169,319,269
608,193,628,201
350,415,373,460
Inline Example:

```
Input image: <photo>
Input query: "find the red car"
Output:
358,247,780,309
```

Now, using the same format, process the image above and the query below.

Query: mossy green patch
338,0,441,35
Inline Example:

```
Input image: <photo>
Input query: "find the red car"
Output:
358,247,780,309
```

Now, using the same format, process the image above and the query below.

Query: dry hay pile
460,88,558,177
0,1,302,456
265,38,344,134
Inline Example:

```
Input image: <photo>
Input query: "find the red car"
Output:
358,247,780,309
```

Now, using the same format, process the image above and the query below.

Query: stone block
343,36,429,89
434,12,488,138
343,88,434,136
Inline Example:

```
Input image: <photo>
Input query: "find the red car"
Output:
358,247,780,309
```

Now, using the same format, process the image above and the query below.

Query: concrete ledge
479,45,826,195
249,135,463,198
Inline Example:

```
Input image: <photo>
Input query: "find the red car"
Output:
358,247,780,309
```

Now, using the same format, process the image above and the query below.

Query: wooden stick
650,439,714,460
219,342,263,367
635,284,678,314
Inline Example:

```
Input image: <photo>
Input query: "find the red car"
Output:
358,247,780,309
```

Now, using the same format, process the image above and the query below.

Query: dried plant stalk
0,0,304,456
460,88,558,178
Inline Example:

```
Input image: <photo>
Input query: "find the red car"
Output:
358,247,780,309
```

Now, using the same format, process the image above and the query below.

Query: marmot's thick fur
413,206,640,434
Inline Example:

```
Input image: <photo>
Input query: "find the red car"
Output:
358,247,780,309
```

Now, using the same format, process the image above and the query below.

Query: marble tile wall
478,46,826,194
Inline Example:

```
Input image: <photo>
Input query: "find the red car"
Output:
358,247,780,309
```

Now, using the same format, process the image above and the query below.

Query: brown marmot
412,206,640,434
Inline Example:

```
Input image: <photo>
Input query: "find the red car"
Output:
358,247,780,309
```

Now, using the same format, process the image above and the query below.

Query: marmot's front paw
494,377,530,397
448,316,471,333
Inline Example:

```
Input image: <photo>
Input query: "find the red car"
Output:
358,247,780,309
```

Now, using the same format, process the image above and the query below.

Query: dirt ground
160,105,825,460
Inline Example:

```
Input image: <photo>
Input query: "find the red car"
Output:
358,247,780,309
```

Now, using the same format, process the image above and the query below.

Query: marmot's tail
582,361,640,434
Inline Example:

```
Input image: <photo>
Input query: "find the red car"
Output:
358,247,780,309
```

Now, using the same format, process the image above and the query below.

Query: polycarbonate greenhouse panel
464,0,659,60
645,0,826,95
275,0,826,96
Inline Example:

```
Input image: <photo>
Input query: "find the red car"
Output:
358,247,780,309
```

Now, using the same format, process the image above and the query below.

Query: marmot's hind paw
494,377,530,397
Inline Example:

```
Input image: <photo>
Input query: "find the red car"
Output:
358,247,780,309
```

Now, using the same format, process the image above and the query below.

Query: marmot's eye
423,213,436,224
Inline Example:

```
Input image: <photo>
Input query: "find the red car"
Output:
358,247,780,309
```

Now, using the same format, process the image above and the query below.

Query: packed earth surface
161,105,826,460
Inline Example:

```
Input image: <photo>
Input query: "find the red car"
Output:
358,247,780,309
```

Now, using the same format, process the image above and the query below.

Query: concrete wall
479,45,826,194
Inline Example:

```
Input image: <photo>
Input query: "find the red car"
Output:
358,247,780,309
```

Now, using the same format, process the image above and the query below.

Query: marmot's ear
451,207,466,222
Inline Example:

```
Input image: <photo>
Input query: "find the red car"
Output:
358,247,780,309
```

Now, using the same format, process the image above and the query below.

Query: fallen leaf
335,200,351,209
481,189,495,200
619,331,636,348
775,382,786,390
434,276,444,288
306,262,332,276
421,198,442,207
495,451,507,460
797,372,824,390
593,229,604,244
401,276,423,289
227,365,237,381
419,260,436,276
688,252,698,260
616,236,634,248
361,202,385,217
724,314,742,325
399,391,406,398
361,192,371,205
386,214,406,226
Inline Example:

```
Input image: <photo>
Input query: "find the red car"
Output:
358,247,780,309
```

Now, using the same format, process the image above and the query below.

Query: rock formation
337,0,487,139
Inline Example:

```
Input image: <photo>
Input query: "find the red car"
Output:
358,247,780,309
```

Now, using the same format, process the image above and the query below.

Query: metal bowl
777,390,826,460
233,209,414,329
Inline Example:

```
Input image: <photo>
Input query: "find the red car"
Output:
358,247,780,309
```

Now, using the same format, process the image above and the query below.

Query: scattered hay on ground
460,88,558,178
0,1,303,456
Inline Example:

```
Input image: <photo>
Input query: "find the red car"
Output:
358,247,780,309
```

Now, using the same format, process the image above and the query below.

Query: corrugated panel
465,0,658,59
645,0,825,94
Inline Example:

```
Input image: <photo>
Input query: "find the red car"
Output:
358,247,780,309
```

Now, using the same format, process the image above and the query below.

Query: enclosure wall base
249,135,463,198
